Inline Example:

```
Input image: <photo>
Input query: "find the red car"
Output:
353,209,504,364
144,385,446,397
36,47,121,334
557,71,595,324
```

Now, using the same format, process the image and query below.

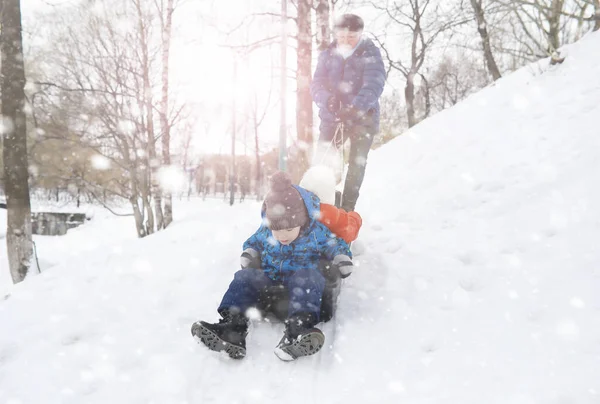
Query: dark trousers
319,260,342,323
320,122,374,212
218,268,326,322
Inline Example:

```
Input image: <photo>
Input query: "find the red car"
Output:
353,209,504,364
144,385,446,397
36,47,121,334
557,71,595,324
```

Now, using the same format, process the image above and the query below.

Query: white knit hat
299,165,337,205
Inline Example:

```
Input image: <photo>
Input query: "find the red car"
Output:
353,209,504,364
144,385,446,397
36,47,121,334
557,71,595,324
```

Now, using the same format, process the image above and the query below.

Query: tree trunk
295,0,313,181
405,72,417,128
182,134,192,200
148,89,163,231
279,0,288,172
574,3,588,41
134,0,161,232
420,74,431,120
548,0,564,52
1,0,34,284
140,151,154,235
254,120,262,200
470,0,501,81
594,0,600,31
160,0,174,227
145,134,158,234
330,0,337,23
143,194,153,235
130,196,146,238
315,0,331,51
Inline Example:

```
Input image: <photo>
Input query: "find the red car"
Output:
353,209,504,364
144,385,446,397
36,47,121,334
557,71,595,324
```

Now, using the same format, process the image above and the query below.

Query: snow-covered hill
2,32,600,404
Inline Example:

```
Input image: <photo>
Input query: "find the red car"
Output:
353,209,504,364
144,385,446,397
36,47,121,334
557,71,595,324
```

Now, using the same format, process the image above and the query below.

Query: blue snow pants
218,267,326,322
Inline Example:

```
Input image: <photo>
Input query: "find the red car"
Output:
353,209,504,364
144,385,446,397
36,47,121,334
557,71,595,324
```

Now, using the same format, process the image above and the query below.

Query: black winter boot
191,313,249,359
274,313,324,361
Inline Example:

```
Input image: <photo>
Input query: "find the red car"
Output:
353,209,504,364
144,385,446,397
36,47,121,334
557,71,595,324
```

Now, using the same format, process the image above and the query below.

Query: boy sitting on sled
191,171,353,361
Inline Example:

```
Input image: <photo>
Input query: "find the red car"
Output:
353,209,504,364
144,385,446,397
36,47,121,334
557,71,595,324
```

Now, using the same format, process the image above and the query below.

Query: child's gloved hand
333,254,353,278
240,248,261,269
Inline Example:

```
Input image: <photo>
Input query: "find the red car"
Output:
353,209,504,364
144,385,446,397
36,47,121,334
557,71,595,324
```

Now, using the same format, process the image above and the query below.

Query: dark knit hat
334,14,364,32
265,171,309,231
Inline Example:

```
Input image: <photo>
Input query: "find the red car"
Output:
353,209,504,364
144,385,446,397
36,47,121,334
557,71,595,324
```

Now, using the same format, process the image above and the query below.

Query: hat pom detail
270,171,292,192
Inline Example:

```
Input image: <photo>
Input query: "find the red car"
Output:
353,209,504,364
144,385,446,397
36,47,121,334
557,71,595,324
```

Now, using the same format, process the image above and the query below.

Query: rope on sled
333,122,346,207
315,121,347,207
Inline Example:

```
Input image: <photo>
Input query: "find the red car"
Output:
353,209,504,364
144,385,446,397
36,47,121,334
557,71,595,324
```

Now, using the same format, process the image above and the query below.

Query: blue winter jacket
242,186,352,282
310,38,386,140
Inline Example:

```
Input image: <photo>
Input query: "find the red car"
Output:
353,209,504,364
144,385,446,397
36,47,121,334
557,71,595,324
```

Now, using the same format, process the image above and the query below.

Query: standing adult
310,13,386,211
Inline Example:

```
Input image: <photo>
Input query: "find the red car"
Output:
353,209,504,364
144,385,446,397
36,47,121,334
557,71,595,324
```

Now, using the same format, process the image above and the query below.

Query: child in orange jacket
300,166,362,244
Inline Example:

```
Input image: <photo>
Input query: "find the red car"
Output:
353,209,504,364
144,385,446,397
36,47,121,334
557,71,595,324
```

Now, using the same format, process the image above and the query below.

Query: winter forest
2,0,599,281
1,0,600,401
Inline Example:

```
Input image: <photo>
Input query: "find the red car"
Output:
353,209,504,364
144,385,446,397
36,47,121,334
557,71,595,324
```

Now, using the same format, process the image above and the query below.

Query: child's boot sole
191,321,246,359
274,329,325,361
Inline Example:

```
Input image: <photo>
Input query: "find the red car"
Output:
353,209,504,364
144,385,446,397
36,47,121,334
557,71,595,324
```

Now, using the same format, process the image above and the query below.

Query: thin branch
219,36,280,54
34,81,127,97
252,11,297,22
372,35,406,76
87,189,134,217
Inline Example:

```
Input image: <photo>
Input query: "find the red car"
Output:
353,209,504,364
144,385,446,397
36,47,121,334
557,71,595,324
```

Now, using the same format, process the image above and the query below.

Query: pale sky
22,0,308,158
22,0,401,160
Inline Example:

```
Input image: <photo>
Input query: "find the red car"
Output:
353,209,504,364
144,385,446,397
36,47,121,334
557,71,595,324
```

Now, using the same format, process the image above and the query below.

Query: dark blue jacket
311,38,386,139
242,186,352,282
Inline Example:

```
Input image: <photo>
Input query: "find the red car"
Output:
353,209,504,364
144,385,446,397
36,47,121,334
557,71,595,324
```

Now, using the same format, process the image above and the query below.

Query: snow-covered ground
0,202,134,293
2,31,600,404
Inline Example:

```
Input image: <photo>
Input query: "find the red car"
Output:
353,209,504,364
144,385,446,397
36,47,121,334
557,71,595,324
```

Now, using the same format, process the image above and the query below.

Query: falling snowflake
157,165,187,193
0,115,15,135
91,155,111,170
570,297,586,309
245,308,262,321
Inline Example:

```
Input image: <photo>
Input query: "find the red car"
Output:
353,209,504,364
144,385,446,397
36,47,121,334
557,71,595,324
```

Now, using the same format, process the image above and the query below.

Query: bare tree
469,0,502,80
593,0,600,30
215,2,318,180
425,55,489,111
133,0,158,234
330,0,342,22
155,0,176,227
35,0,172,237
495,0,596,60
230,59,237,206
315,0,331,51
549,0,566,51
1,0,34,283
249,82,274,200
374,0,467,127
375,90,407,147
295,0,313,180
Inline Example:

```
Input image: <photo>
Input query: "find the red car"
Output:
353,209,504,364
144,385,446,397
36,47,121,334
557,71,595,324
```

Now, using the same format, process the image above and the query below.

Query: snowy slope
2,32,600,404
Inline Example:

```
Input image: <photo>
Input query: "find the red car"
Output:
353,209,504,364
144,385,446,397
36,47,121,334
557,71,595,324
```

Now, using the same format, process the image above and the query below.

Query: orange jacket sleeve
319,203,363,244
